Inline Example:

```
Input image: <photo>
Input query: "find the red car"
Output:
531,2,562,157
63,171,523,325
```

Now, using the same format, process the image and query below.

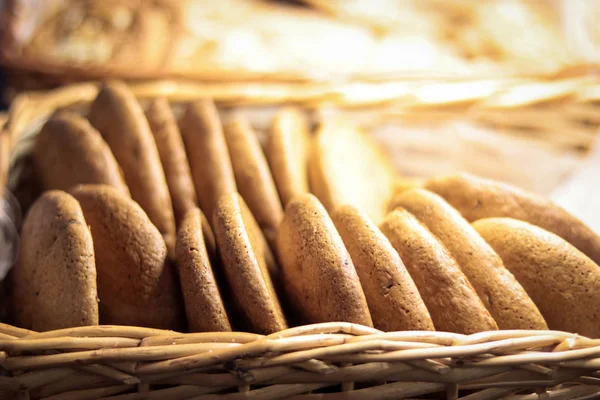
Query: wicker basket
1,80,600,400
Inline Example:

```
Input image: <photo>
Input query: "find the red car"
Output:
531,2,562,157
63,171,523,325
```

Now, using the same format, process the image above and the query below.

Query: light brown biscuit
33,112,129,195
393,189,547,330
309,120,397,224
213,193,287,334
332,205,434,331
179,100,237,223
176,207,231,332
474,218,600,338
71,184,184,330
277,194,373,327
145,98,198,227
223,115,283,249
423,173,600,267
12,191,98,331
88,81,176,257
380,209,498,334
266,108,311,206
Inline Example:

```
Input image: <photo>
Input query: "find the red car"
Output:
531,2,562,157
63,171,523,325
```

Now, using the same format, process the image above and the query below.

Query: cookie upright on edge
88,81,176,257
266,108,311,206
393,188,547,330
176,207,231,332
380,209,498,334
179,100,237,223
145,98,198,227
213,193,287,334
474,218,600,338
33,112,129,195
332,205,434,331
12,191,99,331
71,184,184,330
277,194,373,327
423,173,600,266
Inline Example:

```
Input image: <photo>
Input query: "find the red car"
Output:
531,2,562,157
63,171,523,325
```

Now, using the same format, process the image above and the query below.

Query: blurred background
1,0,600,222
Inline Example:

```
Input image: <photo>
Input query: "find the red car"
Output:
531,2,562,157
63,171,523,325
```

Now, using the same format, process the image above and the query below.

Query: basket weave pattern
1,81,600,399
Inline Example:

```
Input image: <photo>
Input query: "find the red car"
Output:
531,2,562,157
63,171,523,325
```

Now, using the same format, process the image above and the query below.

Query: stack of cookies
9,81,600,338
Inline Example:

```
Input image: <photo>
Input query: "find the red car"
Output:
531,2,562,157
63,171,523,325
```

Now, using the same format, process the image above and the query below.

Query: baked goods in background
474,218,600,338
11,190,98,331
5,81,600,338
0,0,589,81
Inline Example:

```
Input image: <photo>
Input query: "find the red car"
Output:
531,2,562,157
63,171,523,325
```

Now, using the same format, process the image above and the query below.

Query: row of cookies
11,81,600,337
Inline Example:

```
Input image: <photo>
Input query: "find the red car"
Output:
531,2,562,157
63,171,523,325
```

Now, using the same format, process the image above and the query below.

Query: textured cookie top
71,184,183,330
474,217,600,338
213,192,287,334
277,193,373,327
332,204,434,331
12,190,99,331
393,188,547,330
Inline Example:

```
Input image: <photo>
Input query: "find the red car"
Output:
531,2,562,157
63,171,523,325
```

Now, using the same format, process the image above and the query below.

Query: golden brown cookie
223,114,283,249
33,112,129,195
474,218,600,338
332,205,434,331
380,209,498,334
423,173,600,267
277,194,373,327
71,184,184,330
12,191,99,331
88,81,176,257
213,192,287,334
393,188,547,330
145,98,198,227
266,107,311,206
176,207,231,332
309,120,397,224
179,100,237,223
